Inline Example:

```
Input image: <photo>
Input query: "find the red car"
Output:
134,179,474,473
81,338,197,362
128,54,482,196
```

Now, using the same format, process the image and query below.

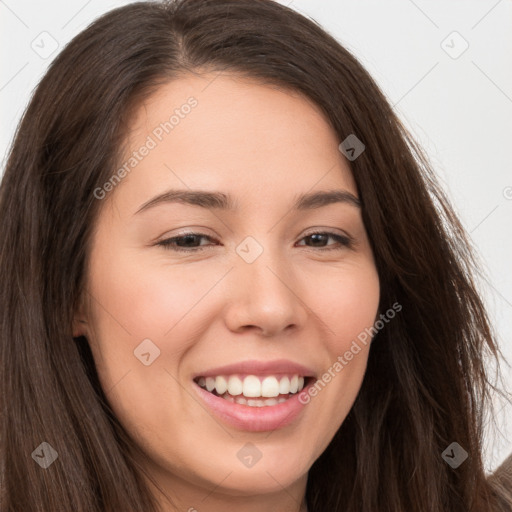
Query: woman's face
75,73,380,505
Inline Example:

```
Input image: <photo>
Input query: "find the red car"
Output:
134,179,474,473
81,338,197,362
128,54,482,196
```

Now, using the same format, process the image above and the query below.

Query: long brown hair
1,1,510,510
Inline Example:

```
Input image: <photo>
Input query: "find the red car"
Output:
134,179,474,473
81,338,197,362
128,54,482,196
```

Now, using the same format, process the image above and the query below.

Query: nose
223,245,308,338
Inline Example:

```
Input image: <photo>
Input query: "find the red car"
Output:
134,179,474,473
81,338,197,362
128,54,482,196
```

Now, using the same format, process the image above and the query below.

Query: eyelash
155,230,353,253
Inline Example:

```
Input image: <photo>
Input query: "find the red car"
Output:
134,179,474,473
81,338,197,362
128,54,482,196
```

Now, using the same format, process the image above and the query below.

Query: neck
143,463,309,512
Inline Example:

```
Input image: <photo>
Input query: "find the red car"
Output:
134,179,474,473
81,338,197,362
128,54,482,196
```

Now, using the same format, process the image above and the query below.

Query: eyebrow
134,188,361,215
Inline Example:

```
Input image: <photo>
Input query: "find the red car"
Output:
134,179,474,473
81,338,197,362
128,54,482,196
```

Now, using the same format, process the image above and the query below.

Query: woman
0,1,510,510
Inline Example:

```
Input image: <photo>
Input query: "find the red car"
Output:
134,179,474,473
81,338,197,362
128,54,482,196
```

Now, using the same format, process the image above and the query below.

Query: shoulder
487,452,512,511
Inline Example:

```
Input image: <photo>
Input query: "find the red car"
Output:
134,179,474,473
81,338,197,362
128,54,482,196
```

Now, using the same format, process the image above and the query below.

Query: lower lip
193,381,312,432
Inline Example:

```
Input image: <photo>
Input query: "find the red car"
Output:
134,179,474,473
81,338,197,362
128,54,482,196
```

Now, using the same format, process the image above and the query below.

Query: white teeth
227,376,243,396
215,376,228,395
243,375,261,397
198,373,307,398
278,376,290,394
289,375,299,393
205,377,215,392
244,396,279,407
261,376,280,397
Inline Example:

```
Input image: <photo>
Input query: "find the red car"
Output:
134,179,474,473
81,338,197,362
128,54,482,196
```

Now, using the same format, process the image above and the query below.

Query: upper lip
192,359,317,379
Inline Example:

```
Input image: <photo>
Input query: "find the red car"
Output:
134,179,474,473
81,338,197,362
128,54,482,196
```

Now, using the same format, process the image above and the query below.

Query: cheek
300,262,379,428
85,253,200,444
88,249,221,345
310,261,380,351
85,251,224,414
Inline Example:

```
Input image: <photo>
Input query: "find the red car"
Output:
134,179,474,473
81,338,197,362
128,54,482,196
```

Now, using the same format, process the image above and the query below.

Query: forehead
109,72,357,215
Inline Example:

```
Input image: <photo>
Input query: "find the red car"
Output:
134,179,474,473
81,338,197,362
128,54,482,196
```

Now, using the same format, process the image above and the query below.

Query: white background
1,0,511,472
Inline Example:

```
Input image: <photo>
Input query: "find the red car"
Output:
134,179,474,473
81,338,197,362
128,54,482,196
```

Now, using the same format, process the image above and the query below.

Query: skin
73,72,380,512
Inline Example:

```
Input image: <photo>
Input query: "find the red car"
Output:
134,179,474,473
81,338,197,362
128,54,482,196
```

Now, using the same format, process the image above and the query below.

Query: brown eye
156,233,217,252
297,231,353,251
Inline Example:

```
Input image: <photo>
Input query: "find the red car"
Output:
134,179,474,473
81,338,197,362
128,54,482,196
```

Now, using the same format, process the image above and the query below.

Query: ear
72,293,89,338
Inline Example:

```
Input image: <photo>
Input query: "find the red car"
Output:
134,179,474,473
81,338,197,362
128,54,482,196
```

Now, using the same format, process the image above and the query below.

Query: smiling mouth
193,374,312,407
